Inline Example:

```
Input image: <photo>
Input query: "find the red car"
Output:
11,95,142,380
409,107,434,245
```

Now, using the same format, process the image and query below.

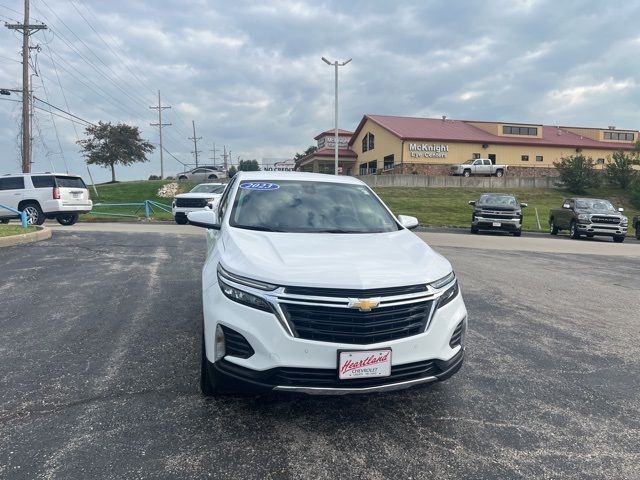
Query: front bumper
473,216,521,231
203,278,468,395
577,223,627,236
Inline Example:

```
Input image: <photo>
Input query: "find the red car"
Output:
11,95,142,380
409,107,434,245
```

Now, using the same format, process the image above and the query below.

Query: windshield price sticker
240,182,280,191
339,349,392,380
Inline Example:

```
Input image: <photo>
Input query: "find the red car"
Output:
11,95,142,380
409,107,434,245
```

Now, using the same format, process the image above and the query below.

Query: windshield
575,199,615,211
190,184,225,194
463,159,475,164
230,180,400,233
478,194,518,207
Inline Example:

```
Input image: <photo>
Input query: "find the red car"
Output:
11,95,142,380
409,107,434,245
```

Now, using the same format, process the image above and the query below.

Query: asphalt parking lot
1,229,639,479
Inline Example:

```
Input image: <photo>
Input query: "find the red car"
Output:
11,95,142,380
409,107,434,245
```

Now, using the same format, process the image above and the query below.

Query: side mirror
188,210,221,230
520,203,528,208
562,203,570,209
618,207,624,212
398,214,419,230
468,200,476,206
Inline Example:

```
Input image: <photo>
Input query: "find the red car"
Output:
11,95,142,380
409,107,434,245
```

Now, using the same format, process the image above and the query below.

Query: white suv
188,172,467,395
171,183,226,225
0,173,92,226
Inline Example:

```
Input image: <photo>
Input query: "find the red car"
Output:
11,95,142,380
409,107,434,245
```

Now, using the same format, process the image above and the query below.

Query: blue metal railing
91,200,172,219
0,204,29,228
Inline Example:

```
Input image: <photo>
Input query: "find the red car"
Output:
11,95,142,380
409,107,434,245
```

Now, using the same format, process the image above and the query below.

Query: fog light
214,324,226,361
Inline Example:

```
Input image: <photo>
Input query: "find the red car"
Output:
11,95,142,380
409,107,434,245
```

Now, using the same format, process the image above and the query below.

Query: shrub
228,165,237,178
605,150,638,190
553,154,600,193
148,175,160,180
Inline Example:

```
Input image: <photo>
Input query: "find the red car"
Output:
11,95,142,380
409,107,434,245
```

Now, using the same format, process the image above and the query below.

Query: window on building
536,155,543,162
359,164,368,175
472,153,481,159
383,155,394,171
362,136,368,153
368,133,374,150
503,126,538,136
361,133,375,152
368,160,377,174
521,155,529,162
596,158,605,165
604,131,634,141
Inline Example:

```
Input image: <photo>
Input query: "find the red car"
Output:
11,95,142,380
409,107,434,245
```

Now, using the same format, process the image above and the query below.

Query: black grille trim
283,284,427,298
449,321,464,348
281,300,434,345
590,216,620,225
221,325,254,358
175,198,208,208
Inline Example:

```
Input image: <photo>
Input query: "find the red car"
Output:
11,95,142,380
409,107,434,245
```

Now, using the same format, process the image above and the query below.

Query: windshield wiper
234,225,284,232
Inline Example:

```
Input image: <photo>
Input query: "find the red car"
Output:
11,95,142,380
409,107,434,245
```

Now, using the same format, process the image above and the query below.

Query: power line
33,96,94,126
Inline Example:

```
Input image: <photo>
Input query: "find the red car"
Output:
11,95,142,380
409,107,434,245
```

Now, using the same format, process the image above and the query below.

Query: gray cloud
0,0,639,182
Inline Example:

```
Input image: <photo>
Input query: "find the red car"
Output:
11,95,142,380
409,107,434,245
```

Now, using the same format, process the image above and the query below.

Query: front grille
283,284,427,298
478,211,518,219
221,325,254,358
175,198,208,208
281,301,433,345
450,321,464,348
273,360,440,388
591,216,620,225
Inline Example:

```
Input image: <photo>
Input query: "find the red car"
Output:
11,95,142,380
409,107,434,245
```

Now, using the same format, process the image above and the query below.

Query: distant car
450,159,508,177
549,198,628,242
177,166,227,182
468,193,527,236
172,183,226,225
0,172,92,226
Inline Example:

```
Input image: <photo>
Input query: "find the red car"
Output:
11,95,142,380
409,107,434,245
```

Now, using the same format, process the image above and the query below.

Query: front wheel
512,230,522,237
495,170,504,178
178,176,188,181
549,219,558,235
207,174,218,180
174,216,188,225
635,225,640,240
613,235,625,243
463,170,471,178
470,225,479,234
0,219,9,224
56,214,78,226
569,221,580,239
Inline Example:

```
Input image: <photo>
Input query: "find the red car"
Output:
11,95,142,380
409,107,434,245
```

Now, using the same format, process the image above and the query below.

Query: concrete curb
0,226,52,248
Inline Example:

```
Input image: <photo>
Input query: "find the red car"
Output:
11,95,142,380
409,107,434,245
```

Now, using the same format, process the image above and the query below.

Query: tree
77,121,155,183
294,145,317,160
605,150,638,189
238,159,260,171
553,154,600,193
227,165,237,178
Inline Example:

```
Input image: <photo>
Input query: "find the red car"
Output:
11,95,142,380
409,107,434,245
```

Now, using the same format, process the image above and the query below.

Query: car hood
220,228,452,289
576,209,620,216
174,192,223,199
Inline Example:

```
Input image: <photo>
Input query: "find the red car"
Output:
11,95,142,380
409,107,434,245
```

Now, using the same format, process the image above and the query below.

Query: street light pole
322,57,351,175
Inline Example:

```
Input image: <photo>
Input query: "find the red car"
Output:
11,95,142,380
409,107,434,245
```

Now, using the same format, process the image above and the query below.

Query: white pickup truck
450,159,508,177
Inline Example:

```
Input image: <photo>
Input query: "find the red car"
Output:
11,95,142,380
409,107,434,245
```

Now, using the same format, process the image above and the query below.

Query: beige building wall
352,120,403,173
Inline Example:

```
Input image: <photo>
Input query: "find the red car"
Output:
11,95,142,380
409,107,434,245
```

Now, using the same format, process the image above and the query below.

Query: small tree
605,150,638,189
77,121,155,183
238,159,260,171
294,145,318,160
227,165,237,178
553,154,600,193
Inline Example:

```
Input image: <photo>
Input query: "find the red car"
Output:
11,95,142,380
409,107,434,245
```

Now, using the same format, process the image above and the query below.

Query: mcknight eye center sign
409,143,449,158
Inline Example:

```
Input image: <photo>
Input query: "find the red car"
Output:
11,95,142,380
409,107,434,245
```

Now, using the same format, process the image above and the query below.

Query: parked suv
177,166,227,182
172,183,226,225
0,173,92,226
549,198,627,242
187,171,467,396
469,193,527,236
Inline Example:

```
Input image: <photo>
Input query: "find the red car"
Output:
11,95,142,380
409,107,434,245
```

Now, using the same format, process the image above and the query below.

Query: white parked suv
0,173,92,226
187,171,468,395
171,183,226,225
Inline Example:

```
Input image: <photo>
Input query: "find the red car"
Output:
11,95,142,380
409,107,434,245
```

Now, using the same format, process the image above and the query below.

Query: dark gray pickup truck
549,197,628,242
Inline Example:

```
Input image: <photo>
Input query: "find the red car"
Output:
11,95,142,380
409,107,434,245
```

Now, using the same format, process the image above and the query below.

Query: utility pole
189,120,202,167
149,90,171,179
209,142,219,166
223,145,228,170
5,0,47,173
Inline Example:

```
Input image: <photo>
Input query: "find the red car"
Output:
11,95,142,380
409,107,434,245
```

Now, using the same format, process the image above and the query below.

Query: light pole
322,56,351,175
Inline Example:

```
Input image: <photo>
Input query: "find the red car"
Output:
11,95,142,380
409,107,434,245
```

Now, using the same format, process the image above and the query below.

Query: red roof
313,147,357,158
314,129,354,140
349,114,638,150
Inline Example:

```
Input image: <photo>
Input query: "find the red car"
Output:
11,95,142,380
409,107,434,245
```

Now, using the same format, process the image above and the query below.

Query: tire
21,202,45,226
207,174,218,180
200,333,220,397
512,230,522,237
549,219,558,235
56,214,78,226
0,219,9,224
463,170,471,178
178,176,188,181
613,235,625,243
174,216,188,225
470,225,479,234
569,221,580,239
495,169,504,178
636,228,640,240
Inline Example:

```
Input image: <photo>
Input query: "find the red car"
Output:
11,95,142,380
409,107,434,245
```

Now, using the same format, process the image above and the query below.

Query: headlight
217,265,276,312
577,213,590,222
621,216,628,226
437,281,459,309
172,200,176,207
429,271,455,289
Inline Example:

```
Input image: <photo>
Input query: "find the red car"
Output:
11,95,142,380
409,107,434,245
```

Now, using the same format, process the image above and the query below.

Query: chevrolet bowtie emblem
348,298,381,312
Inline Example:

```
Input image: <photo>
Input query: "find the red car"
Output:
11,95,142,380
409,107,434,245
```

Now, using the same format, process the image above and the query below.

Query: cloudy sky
1,0,639,182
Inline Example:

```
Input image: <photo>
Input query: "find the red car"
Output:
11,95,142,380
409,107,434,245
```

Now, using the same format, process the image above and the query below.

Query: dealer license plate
338,349,392,380
492,222,501,227
73,193,81,199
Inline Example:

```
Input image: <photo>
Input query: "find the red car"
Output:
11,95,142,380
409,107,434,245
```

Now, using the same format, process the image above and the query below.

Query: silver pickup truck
450,159,508,177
